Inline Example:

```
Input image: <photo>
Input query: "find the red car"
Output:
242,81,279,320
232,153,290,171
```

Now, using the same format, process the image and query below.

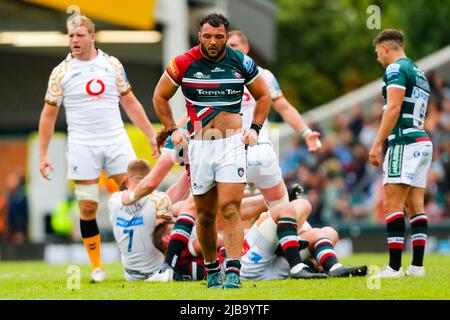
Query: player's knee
309,228,323,239
79,200,98,219
294,199,312,215
75,184,99,203
271,203,296,221
383,196,403,213
321,226,338,243
219,200,240,221
197,210,216,226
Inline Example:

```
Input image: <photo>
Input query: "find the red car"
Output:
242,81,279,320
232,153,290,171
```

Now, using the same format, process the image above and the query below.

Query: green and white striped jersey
382,57,431,146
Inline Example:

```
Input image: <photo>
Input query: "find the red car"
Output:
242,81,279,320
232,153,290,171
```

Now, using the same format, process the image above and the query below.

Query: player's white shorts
240,211,311,280
383,141,433,188
124,269,155,282
66,138,136,180
188,133,246,195
247,142,282,189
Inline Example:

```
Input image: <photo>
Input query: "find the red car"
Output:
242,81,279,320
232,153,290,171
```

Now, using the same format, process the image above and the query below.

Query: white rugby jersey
241,67,283,142
44,49,132,145
108,190,173,275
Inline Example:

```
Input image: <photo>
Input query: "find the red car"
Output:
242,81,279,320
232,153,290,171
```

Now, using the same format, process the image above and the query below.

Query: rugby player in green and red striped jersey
151,13,271,289
370,29,432,278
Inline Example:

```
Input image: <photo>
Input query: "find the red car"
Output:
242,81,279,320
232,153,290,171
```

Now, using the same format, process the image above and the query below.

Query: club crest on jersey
86,79,105,96
238,167,245,177
233,70,242,79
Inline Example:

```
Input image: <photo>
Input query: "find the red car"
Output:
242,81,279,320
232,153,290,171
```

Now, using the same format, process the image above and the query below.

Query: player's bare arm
122,151,175,205
369,87,405,167
120,91,160,157
244,76,271,146
153,73,189,147
38,103,60,180
272,97,322,152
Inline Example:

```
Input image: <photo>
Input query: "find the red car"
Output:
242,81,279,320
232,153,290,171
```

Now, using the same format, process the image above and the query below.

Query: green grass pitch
0,253,449,300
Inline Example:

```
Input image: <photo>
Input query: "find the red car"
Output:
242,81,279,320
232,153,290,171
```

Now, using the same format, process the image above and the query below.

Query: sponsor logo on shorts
405,172,415,181
192,182,203,190
388,145,403,178
414,151,421,158
238,167,245,177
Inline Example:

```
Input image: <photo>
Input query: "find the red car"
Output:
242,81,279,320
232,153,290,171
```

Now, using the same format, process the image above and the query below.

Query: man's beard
201,42,226,60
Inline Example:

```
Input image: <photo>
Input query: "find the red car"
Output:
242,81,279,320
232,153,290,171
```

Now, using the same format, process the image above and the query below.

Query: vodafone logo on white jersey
86,79,105,96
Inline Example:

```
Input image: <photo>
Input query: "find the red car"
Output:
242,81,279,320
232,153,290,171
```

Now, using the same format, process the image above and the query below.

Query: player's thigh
259,180,287,202
410,142,433,189
215,133,247,183
247,144,282,190
193,187,218,223
188,139,215,195
383,142,432,189
66,143,103,180
104,138,137,178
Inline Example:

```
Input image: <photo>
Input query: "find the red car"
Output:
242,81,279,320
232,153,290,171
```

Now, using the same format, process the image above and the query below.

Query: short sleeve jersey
382,58,431,146
44,49,132,145
108,190,173,274
241,67,283,142
165,46,259,135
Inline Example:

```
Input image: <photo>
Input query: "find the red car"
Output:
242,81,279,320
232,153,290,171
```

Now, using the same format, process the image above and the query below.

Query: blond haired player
108,159,173,281
38,14,158,282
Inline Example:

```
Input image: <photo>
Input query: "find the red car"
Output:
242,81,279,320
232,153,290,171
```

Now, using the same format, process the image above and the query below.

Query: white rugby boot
90,267,106,282
146,268,174,282
377,265,405,278
405,265,425,277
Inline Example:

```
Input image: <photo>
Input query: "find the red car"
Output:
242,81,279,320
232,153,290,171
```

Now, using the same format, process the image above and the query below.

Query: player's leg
67,143,106,281
403,142,432,277
404,187,427,276
150,195,198,281
240,194,268,222
271,200,327,279
301,227,367,277
74,179,104,281
247,144,288,209
216,182,245,288
259,181,289,209
194,188,222,288
380,183,410,277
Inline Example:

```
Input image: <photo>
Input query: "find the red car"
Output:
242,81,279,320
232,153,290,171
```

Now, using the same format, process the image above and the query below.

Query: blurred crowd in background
282,71,450,227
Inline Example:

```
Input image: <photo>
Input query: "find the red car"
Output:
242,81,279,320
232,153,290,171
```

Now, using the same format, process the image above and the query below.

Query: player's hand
369,142,382,167
243,129,258,147
171,128,189,146
148,135,160,158
39,155,54,180
121,190,137,205
304,131,322,152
